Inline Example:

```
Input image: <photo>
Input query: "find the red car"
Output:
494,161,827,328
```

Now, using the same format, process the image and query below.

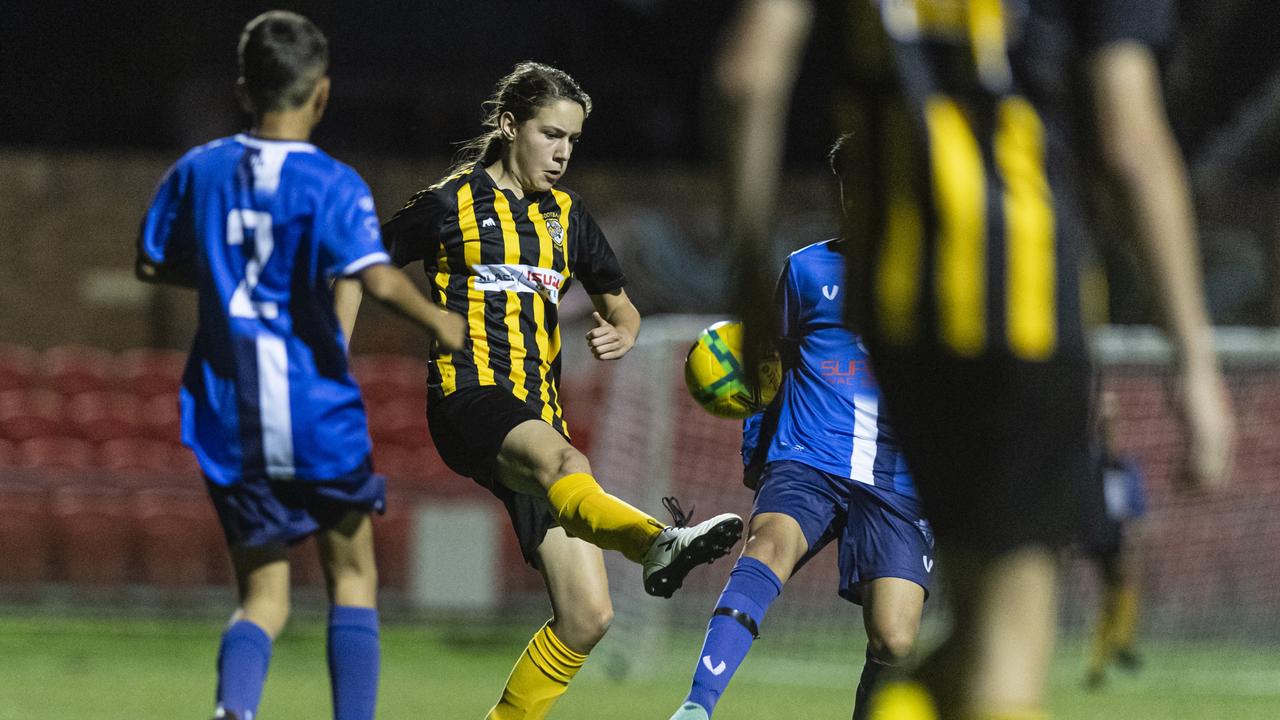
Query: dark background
4,0,1280,323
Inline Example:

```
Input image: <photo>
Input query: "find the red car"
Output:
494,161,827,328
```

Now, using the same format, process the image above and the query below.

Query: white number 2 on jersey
226,209,279,319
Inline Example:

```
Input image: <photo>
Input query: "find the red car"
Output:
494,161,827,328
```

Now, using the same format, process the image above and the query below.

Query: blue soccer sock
215,619,273,719
328,605,380,720
684,556,783,716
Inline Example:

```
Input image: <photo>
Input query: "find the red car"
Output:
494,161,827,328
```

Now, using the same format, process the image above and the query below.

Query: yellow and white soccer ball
683,320,782,419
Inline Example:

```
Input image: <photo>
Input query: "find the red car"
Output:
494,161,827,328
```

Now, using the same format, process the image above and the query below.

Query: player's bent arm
357,263,467,352
333,278,362,349
586,288,640,361
1089,42,1234,489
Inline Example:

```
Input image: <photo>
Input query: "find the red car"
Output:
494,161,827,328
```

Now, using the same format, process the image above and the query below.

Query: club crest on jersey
546,218,564,247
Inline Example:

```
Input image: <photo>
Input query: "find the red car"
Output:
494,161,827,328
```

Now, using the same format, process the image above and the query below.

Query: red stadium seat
50,484,134,585
0,482,53,584
97,437,186,475
367,397,428,447
115,348,186,398
133,487,220,587
41,345,113,396
372,443,434,485
137,394,182,443
15,436,95,471
0,344,38,394
63,392,144,443
0,389,63,441
350,354,424,405
373,504,411,591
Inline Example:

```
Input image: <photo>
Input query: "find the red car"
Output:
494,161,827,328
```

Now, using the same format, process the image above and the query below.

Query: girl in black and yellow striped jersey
342,62,743,720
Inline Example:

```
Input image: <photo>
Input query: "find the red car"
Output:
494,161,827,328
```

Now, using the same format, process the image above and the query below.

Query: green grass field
0,611,1275,719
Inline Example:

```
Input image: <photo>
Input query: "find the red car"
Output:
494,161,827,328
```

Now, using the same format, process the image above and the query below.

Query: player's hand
586,312,634,360
1175,365,1235,492
431,308,468,353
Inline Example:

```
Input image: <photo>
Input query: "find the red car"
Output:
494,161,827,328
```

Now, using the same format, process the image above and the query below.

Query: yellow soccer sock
1088,587,1120,675
546,473,664,563
486,623,588,720
1110,585,1140,651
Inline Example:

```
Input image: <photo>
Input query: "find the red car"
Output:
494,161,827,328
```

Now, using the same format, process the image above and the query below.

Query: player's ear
234,78,254,115
311,76,331,121
498,111,518,142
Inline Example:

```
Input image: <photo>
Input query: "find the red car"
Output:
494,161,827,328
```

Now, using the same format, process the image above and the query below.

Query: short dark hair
237,11,329,113
828,132,855,179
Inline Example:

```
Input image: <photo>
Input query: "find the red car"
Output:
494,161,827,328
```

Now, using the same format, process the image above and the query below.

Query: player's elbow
358,263,403,303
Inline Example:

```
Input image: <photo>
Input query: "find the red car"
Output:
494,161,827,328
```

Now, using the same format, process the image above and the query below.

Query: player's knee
240,598,290,639
867,625,917,665
742,526,803,578
328,563,379,603
541,446,591,486
557,603,613,650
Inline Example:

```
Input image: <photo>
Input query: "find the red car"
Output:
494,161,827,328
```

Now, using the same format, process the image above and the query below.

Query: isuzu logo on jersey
472,264,565,304
546,218,564,247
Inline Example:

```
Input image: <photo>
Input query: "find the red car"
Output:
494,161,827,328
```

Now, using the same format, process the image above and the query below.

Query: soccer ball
684,320,782,419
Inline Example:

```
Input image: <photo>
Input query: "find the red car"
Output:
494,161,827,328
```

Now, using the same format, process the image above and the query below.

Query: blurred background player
136,11,466,720
714,1,1234,717
668,135,933,720
344,61,743,720
1079,389,1147,690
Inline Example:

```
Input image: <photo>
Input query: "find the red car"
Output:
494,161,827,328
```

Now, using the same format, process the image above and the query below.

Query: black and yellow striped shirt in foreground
382,164,626,435
834,0,1171,364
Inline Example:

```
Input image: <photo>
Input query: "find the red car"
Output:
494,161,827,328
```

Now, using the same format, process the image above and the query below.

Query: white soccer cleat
643,512,742,598
668,702,711,720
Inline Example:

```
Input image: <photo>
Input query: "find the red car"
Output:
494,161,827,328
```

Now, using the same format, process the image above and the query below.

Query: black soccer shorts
868,352,1092,555
427,385,560,566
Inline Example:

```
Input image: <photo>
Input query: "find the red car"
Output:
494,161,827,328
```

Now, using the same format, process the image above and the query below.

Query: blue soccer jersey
744,239,915,499
138,134,390,486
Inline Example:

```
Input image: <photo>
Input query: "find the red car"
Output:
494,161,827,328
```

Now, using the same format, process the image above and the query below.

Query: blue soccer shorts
206,464,386,549
753,459,934,604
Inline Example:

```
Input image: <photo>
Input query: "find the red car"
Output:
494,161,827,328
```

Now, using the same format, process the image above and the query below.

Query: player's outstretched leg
318,511,380,720
501,420,742,597
670,512,805,718
487,529,609,719
671,557,781,719
215,544,290,720
640,498,744,598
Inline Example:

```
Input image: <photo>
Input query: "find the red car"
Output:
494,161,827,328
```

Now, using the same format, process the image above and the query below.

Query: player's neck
484,158,528,199
250,112,316,143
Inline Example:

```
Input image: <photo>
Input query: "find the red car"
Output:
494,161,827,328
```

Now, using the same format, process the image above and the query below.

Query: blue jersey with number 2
138,134,390,486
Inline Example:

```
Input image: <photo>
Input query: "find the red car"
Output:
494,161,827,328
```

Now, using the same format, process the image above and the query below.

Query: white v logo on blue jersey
822,284,840,300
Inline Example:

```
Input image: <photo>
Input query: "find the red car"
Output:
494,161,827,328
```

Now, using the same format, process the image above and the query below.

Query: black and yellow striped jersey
383,164,626,435
834,0,1172,362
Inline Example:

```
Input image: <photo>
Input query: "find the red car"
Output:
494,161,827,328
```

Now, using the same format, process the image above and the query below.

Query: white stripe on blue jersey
139,134,389,485
743,238,917,500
